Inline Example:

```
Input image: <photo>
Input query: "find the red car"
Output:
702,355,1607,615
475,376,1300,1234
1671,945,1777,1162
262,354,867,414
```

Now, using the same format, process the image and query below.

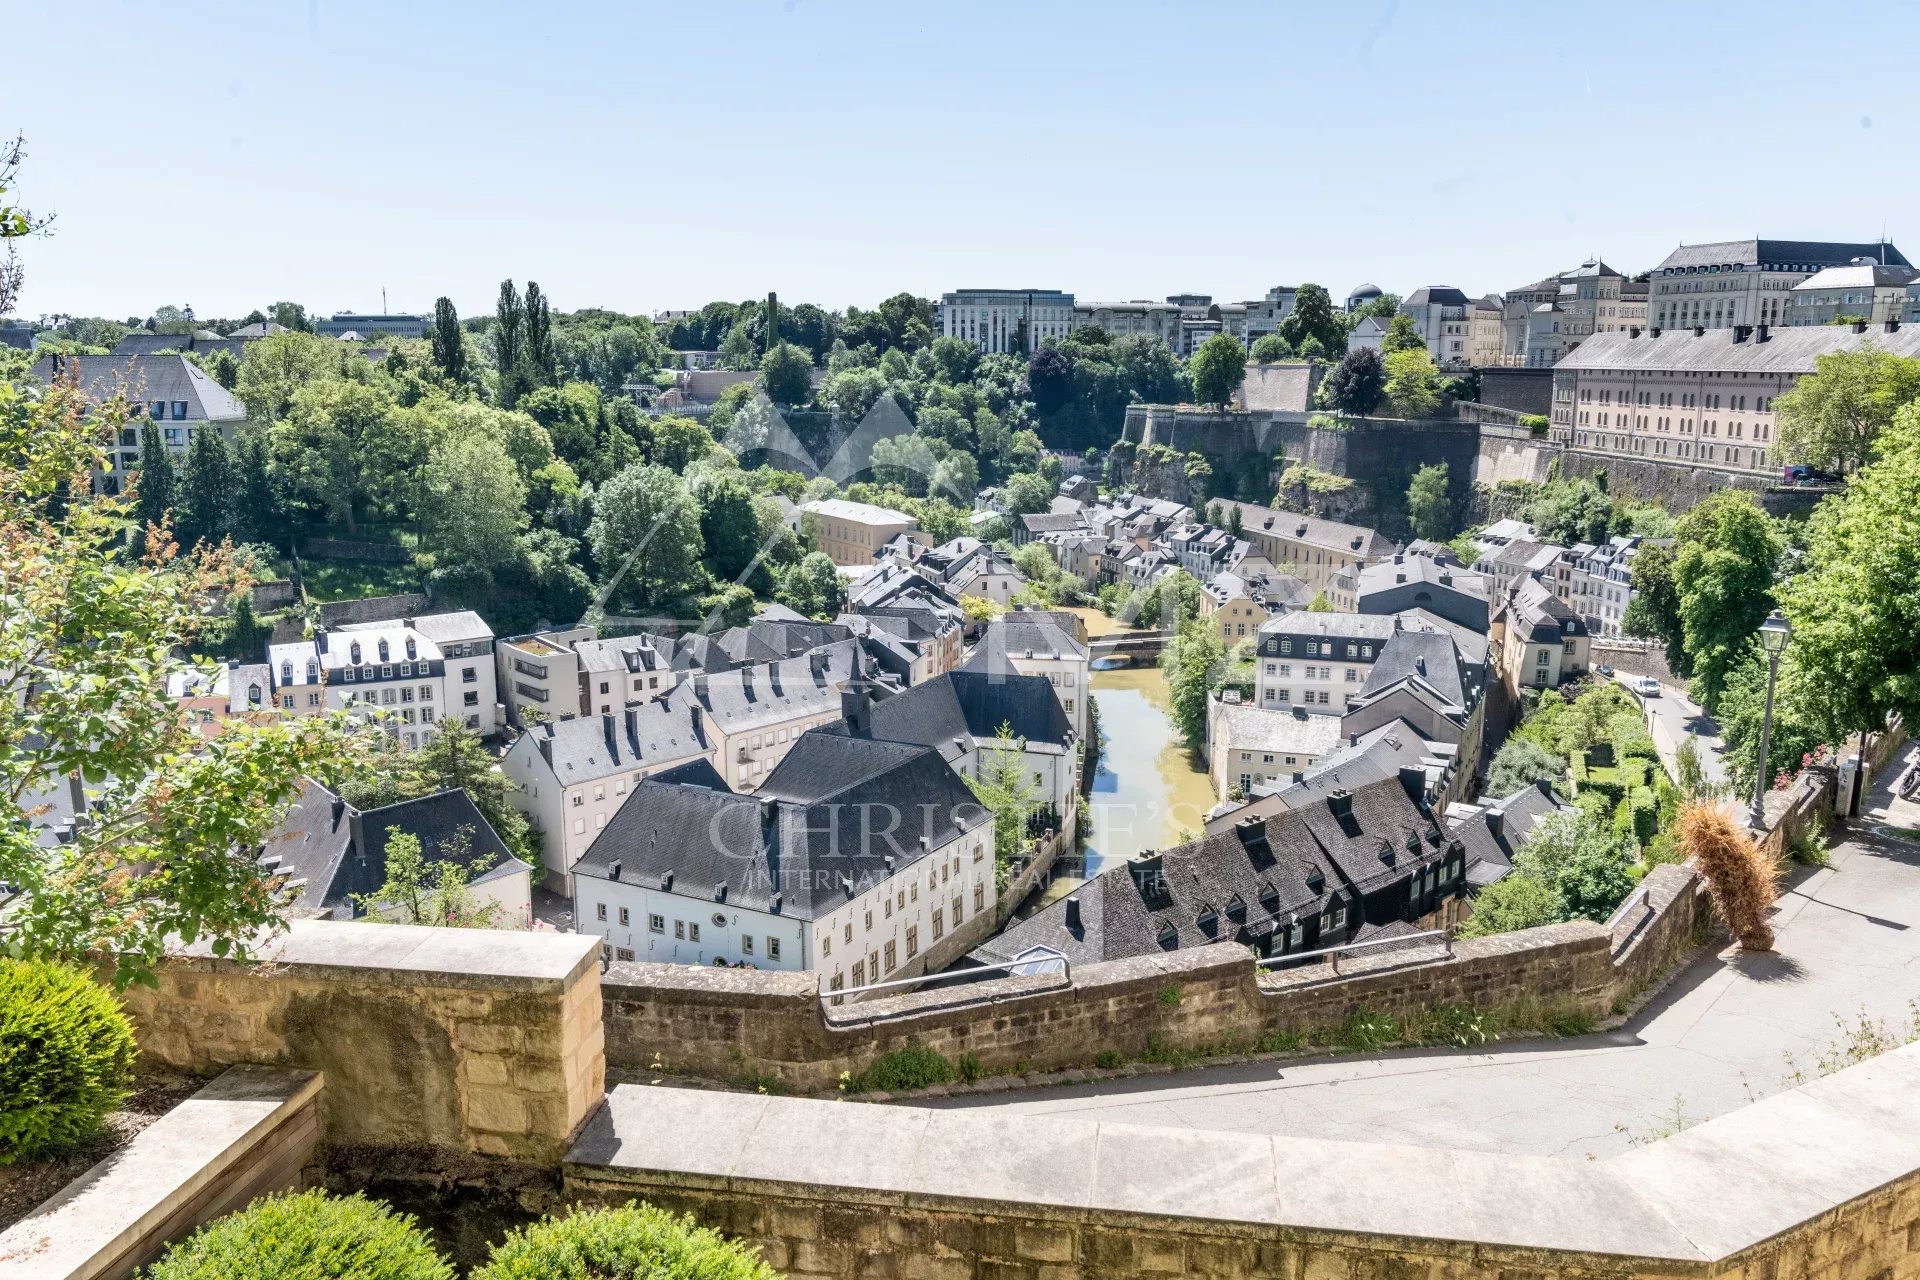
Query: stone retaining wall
602,870,1700,1091
118,921,603,1162
565,1042,1920,1280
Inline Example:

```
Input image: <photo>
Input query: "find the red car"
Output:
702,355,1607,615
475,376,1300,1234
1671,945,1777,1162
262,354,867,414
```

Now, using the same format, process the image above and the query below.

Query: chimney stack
1064,895,1082,931
1326,790,1354,820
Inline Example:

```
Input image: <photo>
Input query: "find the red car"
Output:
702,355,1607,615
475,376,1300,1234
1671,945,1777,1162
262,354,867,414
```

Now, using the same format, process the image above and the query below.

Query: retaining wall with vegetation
601,864,1702,1092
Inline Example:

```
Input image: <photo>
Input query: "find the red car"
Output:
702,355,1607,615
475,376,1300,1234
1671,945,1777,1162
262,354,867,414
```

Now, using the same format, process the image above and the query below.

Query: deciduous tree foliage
1189,333,1247,407
430,296,467,387
417,433,528,576
1277,284,1347,356
1672,490,1780,711
759,341,813,407
1621,540,1688,675
1,379,358,986
586,462,706,611
1406,462,1453,540
1322,346,1385,415
1772,345,1920,475
1781,404,1920,744
1382,348,1443,418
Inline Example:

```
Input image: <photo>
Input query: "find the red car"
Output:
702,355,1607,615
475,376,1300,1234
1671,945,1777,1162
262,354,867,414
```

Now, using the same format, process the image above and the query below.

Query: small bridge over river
1088,631,1171,667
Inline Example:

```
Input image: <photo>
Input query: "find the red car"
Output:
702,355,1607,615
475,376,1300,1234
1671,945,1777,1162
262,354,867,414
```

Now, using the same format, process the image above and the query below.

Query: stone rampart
602,869,1701,1091
117,920,604,1162
565,1040,1920,1280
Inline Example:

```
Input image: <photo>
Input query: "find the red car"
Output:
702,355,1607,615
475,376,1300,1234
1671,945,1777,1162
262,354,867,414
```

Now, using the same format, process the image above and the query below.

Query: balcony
514,682,549,703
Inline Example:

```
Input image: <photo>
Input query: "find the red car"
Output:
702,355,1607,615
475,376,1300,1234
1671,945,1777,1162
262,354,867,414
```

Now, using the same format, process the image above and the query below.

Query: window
869,950,880,977
648,913,664,934
573,794,583,807
596,903,607,921
464,692,478,706
931,908,944,941
618,906,630,926
768,937,780,960
572,818,584,835
688,921,701,943
463,668,477,683
674,920,685,940
905,926,919,959
743,935,755,955
820,933,829,957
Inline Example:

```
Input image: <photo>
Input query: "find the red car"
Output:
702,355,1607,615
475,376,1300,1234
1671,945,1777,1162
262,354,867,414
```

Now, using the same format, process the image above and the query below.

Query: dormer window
349,641,362,665
1305,868,1325,894
1196,906,1218,934
377,639,390,663
1259,885,1280,915
405,638,417,661
1225,893,1245,921
306,660,318,683
247,683,262,706
1156,920,1178,951
280,660,292,683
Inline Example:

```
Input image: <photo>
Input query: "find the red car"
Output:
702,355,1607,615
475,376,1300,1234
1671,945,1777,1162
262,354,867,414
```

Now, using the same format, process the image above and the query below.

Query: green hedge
0,959,137,1164
142,1191,452,1280
473,1204,779,1280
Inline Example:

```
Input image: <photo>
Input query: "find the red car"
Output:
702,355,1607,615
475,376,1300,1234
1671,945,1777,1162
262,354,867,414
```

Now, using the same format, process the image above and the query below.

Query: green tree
1306,591,1332,612
1383,347,1443,418
1621,540,1688,675
133,420,175,539
353,827,502,928
1189,332,1247,407
1716,650,1825,796
418,433,528,576
430,296,467,386
1,379,357,986
524,280,556,388
1457,873,1563,938
1406,462,1453,540
1249,334,1292,362
776,551,843,619
691,469,764,586
587,463,706,610
1277,284,1345,355
1780,404,1920,749
647,415,716,471
1322,346,1386,415
271,380,400,534
235,330,339,421
1000,470,1055,515
494,279,529,407
1772,344,1920,474
1530,477,1618,545
175,422,236,549
205,349,238,390
1161,615,1224,750
1511,809,1636,923
966,725,1037,869
760,340,812,407
1673,491,1781,711
1380,314,1426,354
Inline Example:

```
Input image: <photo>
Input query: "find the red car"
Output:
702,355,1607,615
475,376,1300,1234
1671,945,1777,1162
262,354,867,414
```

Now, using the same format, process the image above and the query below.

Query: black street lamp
1749,610,1793,829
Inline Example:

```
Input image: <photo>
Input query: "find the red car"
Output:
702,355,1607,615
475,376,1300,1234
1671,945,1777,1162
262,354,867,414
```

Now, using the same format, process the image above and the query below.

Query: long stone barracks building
572,732,997,992
971,769,1467,970
1551,319,1920,478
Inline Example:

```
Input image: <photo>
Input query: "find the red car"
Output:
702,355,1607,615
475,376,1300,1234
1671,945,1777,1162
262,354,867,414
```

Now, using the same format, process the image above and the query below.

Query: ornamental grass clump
473,1204,779,1280
1675,801,1778,950
0,958,137,1164
141,1190,453,1280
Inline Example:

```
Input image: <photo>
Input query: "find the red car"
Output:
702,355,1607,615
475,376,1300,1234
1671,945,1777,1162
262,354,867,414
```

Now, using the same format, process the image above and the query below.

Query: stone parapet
119,920,603,1162
0,1067,321,1280
565,1042,1920,1279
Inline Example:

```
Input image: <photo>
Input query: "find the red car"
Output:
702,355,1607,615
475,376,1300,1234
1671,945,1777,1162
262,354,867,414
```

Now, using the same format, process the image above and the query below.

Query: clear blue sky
8,0,1915,322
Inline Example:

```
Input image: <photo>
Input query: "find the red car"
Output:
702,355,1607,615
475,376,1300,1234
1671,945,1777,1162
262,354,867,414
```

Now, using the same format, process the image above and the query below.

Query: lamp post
1749,610,1793,829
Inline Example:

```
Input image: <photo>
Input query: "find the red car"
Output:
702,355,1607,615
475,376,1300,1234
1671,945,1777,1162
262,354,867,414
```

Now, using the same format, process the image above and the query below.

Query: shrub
0,959,138,1164
844,1043,954,1092
1676,801,1777,950
144,1191,452,1280
1093,1049,1125,1069
474,1204,778,1280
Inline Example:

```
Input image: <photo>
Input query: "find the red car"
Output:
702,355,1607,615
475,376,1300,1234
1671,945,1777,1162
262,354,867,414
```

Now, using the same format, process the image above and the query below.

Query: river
1046,608,1217,895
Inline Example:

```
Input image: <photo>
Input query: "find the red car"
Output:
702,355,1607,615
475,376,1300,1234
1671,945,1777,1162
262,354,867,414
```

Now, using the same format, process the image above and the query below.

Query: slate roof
1556,325,1920,375
1214,702,1343,757
1791,263,1920,291
31,352,247,421
850,669,1073,763
1654,239,1909,272
1214,502,1391,558
262,778,523,919
1359,630,1475,709
1404,286,1472,308
1447,780,1568,886
573,733,988,920
974,773,1448,965
961,615,1089,672
523,699,712,785
666,640,867,737
1503,576,1586,642
802,497,915,526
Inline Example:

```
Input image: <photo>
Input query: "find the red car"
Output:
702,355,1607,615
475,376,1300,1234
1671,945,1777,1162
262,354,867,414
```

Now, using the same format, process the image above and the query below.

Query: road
916,775,1920,1158
1611,672,1731,790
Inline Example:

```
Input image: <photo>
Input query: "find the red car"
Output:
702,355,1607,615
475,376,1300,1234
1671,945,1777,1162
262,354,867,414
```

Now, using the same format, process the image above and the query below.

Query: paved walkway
920,783,1920,1158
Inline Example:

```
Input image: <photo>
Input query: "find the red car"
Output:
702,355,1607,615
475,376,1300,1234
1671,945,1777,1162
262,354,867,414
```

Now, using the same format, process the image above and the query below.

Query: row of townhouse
265,611,502,746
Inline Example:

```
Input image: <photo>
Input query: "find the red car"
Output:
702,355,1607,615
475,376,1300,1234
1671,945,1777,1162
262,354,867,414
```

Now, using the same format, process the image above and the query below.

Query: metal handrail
821,954,1072,1006
1255,927,1452,975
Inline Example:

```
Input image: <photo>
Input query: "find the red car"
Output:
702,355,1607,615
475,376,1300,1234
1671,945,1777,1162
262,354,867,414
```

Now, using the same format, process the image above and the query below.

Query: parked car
1595,663,1615,677
1634,677,1661,697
